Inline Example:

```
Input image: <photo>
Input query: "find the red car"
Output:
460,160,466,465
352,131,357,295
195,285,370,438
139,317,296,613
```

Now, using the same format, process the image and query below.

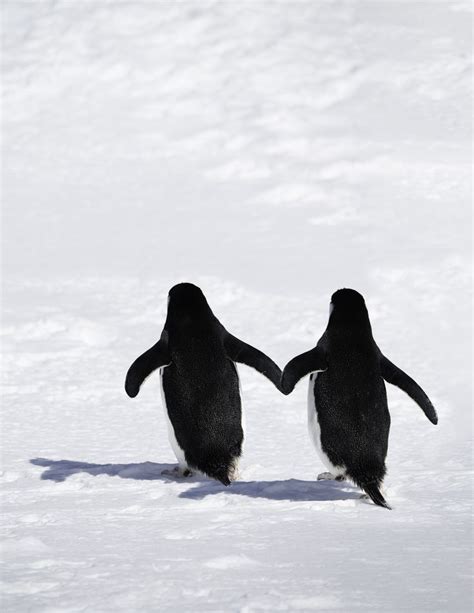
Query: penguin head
168,282,205,305
329,288,370,329
166,283,213,327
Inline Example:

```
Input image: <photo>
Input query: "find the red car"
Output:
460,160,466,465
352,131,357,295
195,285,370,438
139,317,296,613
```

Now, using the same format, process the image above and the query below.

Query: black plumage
126,283,281,485
282,288,437,509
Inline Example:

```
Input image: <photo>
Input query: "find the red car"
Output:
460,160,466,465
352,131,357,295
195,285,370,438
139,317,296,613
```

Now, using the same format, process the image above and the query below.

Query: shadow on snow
178,478,361,502
30,458,361,502
30,457,190,483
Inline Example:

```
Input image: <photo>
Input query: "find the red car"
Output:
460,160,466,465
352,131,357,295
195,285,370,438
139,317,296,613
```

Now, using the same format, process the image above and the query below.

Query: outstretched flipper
224,333,282,391
125,332,171,398
380,355,438,425
281,346,327,395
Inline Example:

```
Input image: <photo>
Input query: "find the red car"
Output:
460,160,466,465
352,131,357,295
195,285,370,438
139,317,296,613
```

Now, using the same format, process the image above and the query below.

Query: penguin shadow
30,458,361,503
30,458,208,484
179,477,362,503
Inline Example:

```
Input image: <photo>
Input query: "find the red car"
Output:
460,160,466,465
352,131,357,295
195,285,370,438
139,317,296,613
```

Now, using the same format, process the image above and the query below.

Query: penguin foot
161,466,193,478
161,466,180,477
359,493,370,500
317,472,337,481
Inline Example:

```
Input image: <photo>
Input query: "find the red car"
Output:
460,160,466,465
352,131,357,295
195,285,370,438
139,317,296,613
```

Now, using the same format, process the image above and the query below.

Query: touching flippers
380,355,438,425
125,333,171,398
281,346,327,394
224,332,282,391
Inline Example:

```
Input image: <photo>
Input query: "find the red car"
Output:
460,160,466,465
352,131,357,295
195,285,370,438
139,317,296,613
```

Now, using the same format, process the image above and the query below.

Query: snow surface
1,1,472,611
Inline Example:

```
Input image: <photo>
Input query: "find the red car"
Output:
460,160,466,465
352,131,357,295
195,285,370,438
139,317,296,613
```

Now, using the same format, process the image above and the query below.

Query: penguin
281,288,438,509
125,282,282,485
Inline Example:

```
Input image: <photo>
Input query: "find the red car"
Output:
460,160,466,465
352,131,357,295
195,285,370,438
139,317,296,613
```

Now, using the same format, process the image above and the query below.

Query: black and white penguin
125,283,282,485
281,288,438,509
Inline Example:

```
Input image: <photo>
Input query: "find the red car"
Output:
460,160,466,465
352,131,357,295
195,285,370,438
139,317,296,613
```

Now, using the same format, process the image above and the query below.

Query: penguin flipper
281,346,327,395
224,333,282,391
380,355,438,424
125,333,171,398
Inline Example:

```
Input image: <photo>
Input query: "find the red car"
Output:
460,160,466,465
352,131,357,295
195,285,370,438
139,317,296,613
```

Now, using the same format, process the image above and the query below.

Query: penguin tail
362,482,392,510
208,466,231,486
198,451,241,486
216,472,231,486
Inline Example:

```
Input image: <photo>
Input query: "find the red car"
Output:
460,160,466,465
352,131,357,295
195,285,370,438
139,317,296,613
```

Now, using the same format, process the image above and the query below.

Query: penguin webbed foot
161,466,193,479
317,472,339,481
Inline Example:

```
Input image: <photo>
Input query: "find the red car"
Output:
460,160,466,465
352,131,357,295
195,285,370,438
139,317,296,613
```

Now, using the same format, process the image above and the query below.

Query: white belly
160,368,187,467
307,373,344,474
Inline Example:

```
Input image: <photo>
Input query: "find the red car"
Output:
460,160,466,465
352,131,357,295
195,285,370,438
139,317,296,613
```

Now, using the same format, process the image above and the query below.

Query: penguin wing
224,333,282,391
125,332,171,398
281,346,327,395
380,355,438,424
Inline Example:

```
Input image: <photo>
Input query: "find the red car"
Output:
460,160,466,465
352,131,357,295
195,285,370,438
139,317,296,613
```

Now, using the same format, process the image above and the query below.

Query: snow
1,1,472,611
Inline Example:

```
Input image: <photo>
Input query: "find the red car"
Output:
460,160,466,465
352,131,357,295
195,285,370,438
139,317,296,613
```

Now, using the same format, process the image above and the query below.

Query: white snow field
1,1,472,611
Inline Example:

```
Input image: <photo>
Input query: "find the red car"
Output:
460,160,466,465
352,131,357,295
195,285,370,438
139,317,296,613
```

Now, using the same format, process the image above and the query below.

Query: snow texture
1,1,472,611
